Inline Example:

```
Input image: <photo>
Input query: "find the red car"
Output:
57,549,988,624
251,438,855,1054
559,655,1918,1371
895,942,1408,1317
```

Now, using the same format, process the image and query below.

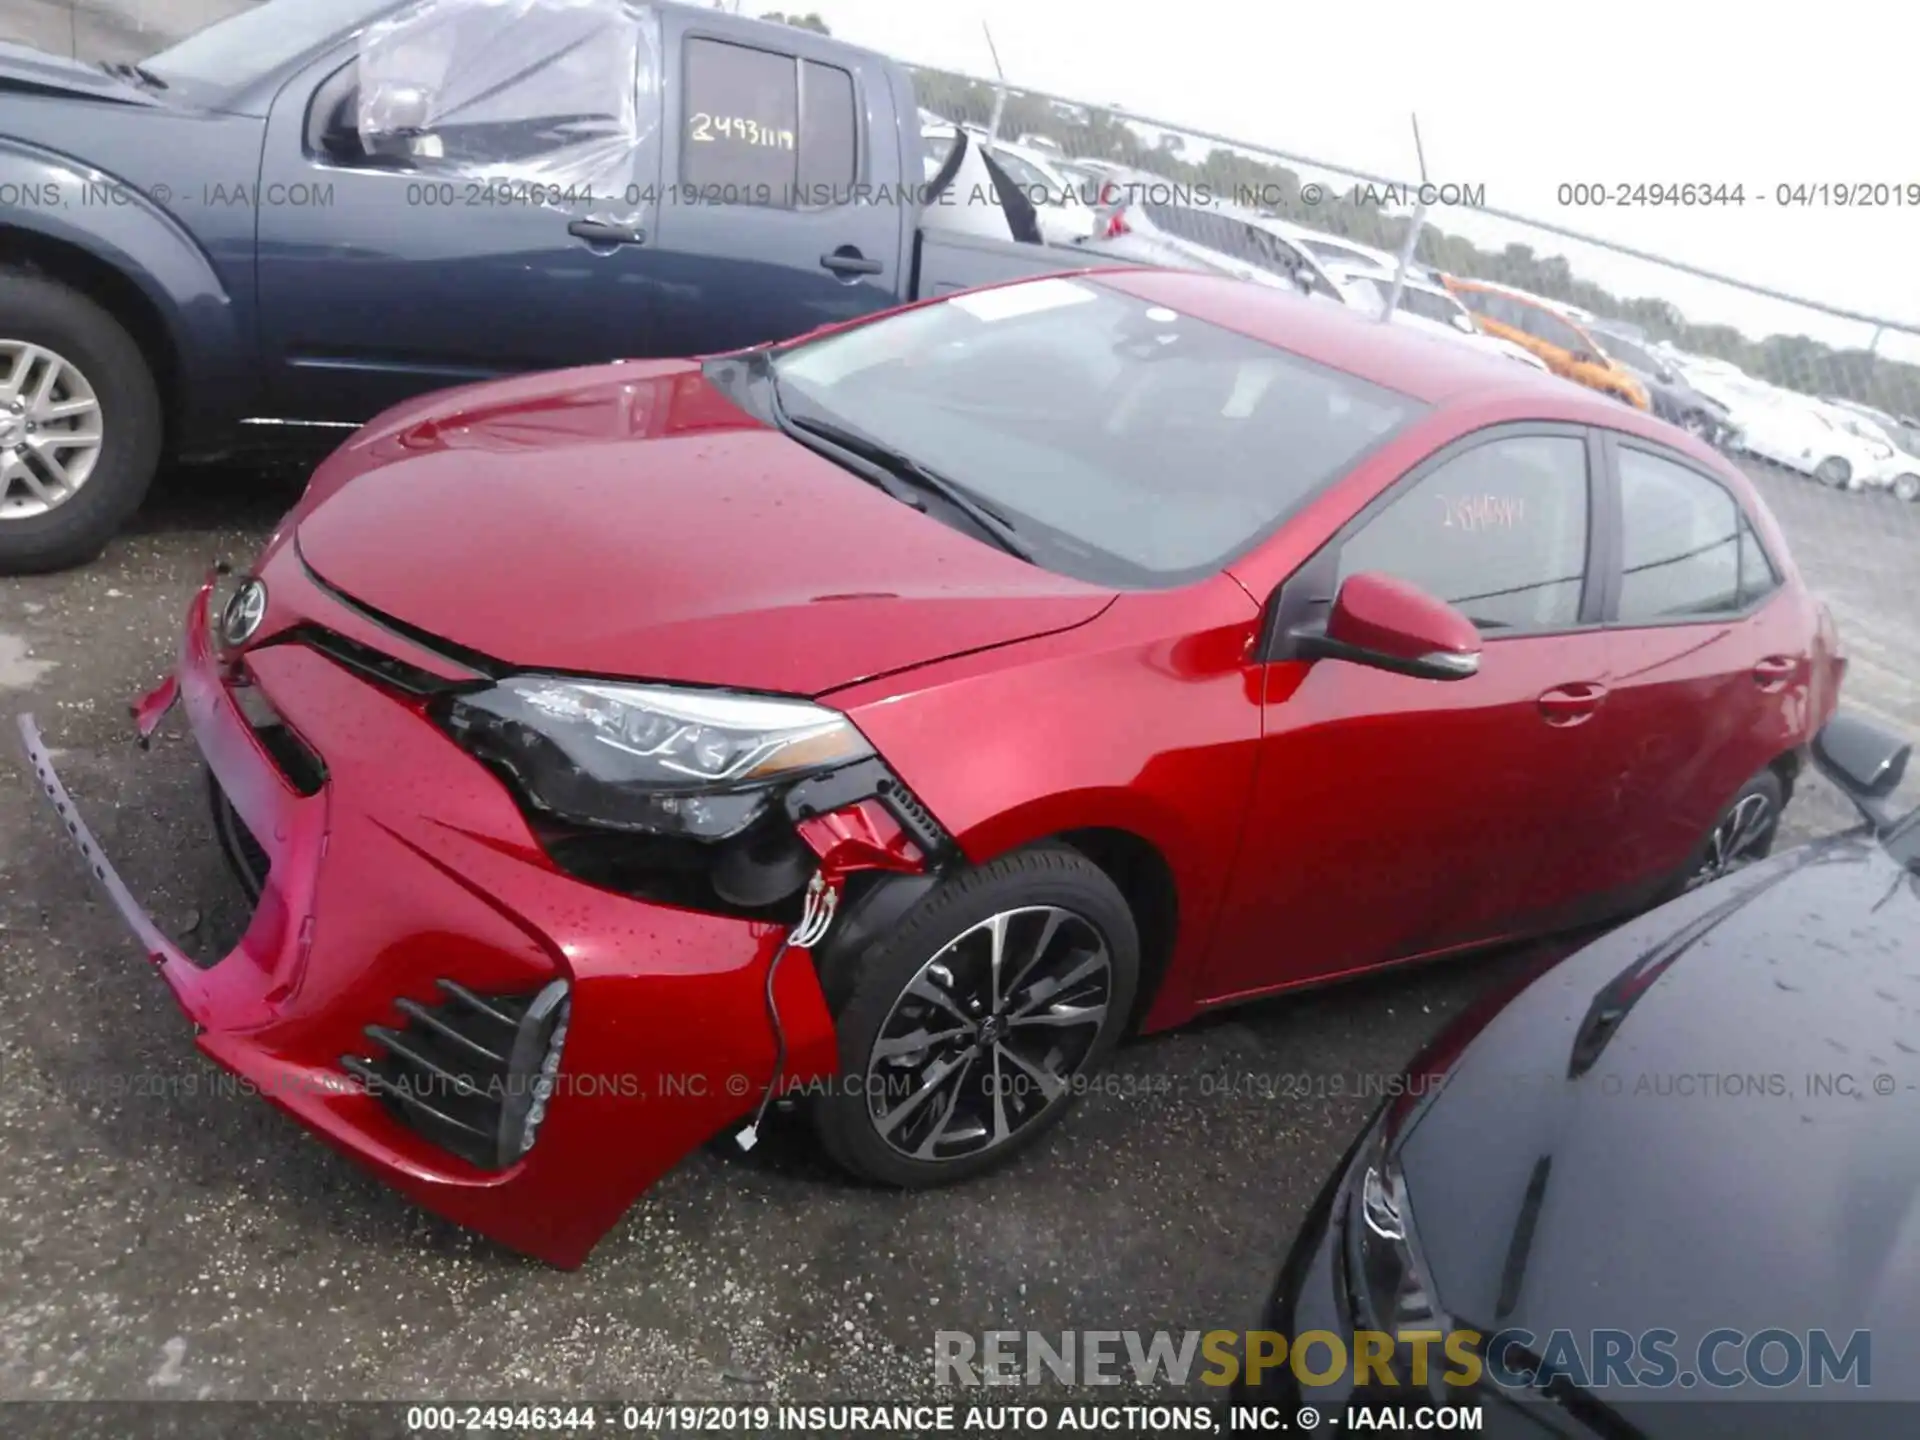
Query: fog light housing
500,981,572,1165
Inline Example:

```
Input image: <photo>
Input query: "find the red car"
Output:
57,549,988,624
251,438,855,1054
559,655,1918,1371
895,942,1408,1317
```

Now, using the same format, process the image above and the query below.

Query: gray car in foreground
1237,713,1919,1438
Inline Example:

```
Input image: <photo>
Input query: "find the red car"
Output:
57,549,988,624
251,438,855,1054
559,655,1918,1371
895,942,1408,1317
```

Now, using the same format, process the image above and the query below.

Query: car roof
1095,268,1630,410
1323,261,1451,298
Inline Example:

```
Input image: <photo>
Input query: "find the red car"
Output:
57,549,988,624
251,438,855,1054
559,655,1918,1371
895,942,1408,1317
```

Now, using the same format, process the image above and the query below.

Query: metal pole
982,22,1007,142
1380,115,1429,324
1381,203,1428,323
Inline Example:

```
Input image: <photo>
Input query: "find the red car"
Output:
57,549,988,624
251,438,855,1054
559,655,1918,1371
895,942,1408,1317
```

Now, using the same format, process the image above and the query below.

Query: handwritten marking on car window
688,113,795,149
1439,493,1526,531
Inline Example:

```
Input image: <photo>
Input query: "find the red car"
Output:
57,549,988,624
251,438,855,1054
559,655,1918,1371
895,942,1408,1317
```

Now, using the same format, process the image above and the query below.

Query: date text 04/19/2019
1557,181,1920,207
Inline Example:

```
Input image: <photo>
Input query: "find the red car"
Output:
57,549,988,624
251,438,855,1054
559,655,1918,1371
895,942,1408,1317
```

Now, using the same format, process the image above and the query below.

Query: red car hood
294,362,1116,696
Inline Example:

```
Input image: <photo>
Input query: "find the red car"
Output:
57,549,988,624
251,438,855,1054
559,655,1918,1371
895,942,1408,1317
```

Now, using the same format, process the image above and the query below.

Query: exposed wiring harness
735,871,837,1152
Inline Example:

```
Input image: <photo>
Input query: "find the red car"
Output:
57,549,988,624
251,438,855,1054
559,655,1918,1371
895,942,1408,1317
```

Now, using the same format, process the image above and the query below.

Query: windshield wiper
1454,1323,1648,1440
99,60,168,90
765,375,1034,562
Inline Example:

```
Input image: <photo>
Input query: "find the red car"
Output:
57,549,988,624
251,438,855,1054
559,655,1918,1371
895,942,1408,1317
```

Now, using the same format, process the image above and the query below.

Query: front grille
289,625,476,697
342,979,570,1170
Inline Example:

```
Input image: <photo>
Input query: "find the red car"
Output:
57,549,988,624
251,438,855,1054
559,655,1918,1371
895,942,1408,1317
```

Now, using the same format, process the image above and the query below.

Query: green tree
759,11,830,33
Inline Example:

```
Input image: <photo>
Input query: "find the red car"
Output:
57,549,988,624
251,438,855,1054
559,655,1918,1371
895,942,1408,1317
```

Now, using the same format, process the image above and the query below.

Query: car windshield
1056,163,1106,205
767,277,1424,586
1305,240,1368,265
142,0,398,89
1598,334,1658,371
1334,274,1391,316
1398,286,1465,325
990,150,1063,201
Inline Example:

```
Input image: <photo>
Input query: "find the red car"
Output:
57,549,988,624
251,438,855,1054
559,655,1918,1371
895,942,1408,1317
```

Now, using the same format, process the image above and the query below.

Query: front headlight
1347,1140,1439,1333
443,677,873,839
1871,442,1895,460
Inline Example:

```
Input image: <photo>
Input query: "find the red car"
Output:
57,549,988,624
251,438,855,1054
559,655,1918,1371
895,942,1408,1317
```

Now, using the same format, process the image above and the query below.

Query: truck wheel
0,269,162,574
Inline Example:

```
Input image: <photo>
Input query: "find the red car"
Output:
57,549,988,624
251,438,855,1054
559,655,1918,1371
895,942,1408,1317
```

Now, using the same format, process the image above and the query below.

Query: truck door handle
568,218,647,247
1752,655,1798,691
820,250,883,276
1537,682,1609,727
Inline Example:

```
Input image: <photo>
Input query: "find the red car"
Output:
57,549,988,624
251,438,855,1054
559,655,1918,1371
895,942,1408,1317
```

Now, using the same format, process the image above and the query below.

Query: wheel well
1770,749,1801,800
1,227,179,451
1057,827,1178,1032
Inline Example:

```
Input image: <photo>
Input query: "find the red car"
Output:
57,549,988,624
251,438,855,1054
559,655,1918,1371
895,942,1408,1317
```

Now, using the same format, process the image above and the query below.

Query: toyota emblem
222,579,268,646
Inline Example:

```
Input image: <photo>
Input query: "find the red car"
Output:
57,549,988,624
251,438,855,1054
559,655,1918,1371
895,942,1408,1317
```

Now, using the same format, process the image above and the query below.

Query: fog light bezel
497,979,572,1167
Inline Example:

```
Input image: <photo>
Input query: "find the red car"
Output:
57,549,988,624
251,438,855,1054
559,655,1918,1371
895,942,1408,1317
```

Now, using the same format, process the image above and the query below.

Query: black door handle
820,251,883,276
568,218,647,247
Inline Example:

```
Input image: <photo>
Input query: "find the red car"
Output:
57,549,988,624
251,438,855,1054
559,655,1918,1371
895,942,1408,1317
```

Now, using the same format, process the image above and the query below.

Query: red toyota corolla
21,270,1842,1267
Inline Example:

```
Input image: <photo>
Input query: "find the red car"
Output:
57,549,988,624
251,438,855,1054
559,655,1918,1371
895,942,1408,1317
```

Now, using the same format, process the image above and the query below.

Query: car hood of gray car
1395,831,1920,1398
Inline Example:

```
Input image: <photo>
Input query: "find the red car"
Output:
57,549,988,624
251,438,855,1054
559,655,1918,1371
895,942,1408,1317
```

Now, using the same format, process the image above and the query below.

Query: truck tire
0,268,162,574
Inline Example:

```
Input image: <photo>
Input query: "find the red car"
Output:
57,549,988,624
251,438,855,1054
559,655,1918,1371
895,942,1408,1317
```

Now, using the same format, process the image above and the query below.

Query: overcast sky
802,0,1920,362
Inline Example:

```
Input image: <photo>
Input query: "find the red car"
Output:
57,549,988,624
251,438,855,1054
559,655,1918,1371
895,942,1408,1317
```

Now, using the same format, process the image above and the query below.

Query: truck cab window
681,39,857,205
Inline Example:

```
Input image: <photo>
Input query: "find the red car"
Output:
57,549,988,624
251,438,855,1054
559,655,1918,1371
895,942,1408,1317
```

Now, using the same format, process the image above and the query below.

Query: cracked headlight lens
445,677,872,839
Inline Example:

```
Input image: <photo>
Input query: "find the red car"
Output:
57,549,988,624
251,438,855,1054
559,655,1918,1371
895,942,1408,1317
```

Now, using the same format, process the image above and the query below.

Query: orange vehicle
1442,278,1650,409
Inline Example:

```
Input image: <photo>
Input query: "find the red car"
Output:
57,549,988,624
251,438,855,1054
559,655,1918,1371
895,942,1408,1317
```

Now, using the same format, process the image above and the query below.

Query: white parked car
1811,401,1920,499
1826,398,1920,501
1318,262,1551,370
1732,385,1896,490
980,140,1102,245
1079,196,1347,302
1255,217,1448,284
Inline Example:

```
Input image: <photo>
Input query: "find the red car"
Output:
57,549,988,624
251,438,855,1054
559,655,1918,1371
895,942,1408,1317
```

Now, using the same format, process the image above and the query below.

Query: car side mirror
1290,572,1482,681
1812,713,1912,833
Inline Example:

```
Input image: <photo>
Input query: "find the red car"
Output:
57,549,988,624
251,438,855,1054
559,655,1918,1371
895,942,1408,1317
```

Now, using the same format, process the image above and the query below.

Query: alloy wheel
864,906,1112,1162
1687,793,1774,890
0,340,104,520
1894,474,1920,504
1813,456,1850,488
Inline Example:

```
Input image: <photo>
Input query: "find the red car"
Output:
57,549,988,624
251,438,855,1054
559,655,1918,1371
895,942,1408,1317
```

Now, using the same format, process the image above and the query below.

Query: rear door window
1615,448,1745,622
681,38,858,204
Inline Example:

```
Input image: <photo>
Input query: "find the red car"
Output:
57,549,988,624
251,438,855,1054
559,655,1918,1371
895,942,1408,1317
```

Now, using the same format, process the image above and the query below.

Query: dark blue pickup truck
0,0,1091,572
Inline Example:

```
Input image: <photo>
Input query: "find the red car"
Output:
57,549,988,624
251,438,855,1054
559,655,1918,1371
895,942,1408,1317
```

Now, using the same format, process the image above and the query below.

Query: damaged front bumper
17,575,853,1268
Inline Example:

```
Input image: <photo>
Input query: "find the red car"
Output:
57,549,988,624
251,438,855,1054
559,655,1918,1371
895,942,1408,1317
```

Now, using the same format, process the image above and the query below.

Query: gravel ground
0,453,1910,1407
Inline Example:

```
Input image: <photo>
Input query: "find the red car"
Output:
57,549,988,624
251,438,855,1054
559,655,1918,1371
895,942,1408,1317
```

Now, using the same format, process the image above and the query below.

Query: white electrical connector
735,872,840,1152
790,870,839,949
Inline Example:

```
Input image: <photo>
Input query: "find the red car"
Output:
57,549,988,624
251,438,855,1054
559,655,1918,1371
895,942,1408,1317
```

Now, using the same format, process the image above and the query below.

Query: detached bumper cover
18,578,840,1268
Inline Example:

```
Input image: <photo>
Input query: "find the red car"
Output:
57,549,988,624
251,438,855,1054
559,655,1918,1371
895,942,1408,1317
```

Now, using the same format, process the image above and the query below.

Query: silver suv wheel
0,340,104,521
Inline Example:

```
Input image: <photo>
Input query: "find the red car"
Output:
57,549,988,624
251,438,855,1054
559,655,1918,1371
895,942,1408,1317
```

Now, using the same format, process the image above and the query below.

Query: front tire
0,269,162,574
811,845,1139,1188
1893,473,1920,503
1813,456,1852,488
